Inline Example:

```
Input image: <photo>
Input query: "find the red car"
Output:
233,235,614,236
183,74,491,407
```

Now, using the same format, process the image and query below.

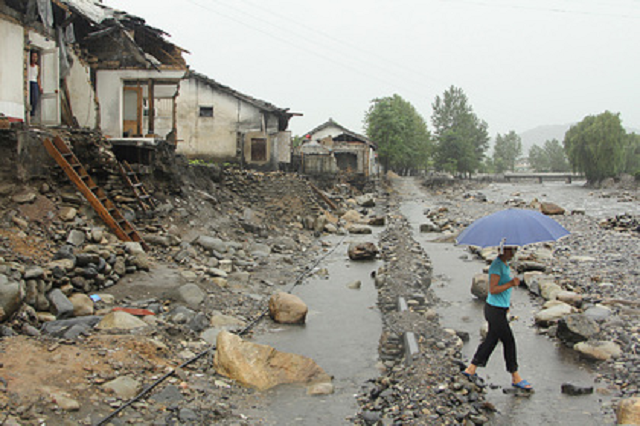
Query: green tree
544,139,570,172
493,131,522,173
364,94,431,173
623,133,640,178
564,111,626,183
431,86,489,176
528,144,548,172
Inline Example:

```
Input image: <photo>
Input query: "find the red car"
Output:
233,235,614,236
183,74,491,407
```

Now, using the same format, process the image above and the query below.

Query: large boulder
540,202,565,215
574,340,621,361
213,331,331,391
68,293,94,317
539,280,563,301
557,314,599,344
534,302,575,326
470,273,488,300
0,274,24,322
96,311,148,330
616,397,640,425
172,283,205,309
269,292,308,324
347,243,378,261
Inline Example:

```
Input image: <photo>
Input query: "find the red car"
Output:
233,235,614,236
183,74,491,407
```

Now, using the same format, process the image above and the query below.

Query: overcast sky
103,0,640,139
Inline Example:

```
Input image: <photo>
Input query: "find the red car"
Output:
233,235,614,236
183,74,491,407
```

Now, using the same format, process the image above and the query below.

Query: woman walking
463,246,532,390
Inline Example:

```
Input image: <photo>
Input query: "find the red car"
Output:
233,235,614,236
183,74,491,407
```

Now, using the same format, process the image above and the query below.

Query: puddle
247,233,383,425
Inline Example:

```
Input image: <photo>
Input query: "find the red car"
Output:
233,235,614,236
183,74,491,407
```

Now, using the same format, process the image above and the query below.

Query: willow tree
564,111,626,183
364,94,431,173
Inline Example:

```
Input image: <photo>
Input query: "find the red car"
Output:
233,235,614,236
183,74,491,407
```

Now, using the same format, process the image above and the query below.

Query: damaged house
0,0,187,164
298,119,378,177
176,71,298,171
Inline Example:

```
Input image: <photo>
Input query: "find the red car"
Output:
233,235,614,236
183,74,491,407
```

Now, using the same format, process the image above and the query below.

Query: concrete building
176,71,297,171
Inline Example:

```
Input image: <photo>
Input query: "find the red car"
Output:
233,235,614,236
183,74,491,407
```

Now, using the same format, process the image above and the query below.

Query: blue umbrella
456,208,570,248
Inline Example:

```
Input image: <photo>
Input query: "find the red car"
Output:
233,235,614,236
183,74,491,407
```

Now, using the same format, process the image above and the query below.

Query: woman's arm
37,66,43,93
488,273,520,294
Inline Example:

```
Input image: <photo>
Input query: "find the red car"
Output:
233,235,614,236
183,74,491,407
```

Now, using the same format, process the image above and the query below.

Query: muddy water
398,177,614,425
247,232,383,425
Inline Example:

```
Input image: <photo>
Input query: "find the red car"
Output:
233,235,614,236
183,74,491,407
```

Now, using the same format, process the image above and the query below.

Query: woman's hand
511,277,520,288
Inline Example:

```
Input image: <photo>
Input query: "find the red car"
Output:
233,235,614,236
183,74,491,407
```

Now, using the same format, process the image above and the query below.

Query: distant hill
519,124,572,155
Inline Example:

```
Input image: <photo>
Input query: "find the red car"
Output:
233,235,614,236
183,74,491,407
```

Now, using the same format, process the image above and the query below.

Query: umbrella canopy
456,208,570,248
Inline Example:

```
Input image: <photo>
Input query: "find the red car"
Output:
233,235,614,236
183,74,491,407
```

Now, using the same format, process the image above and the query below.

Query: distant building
298,118,378,177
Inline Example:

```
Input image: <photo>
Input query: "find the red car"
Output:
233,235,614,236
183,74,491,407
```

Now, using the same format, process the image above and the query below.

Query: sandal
461,371,477,379
512,379,533,390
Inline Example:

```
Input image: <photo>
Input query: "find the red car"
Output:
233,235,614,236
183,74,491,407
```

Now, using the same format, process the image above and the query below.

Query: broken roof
305,118,376,149
188,71,292,116
56,0,113,24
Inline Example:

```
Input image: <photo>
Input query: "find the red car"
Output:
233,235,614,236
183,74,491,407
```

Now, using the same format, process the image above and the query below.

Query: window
199,106,213,117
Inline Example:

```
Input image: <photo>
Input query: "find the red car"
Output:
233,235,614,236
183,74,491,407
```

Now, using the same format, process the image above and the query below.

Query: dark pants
30,81,39,117
471,303,518,373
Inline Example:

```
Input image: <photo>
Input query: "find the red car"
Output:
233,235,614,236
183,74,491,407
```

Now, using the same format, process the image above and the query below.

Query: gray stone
150,385,184,404
24,266,45,280
12,191,37,204
348,242,378,261
166,306,196,324
420,220,440,233
574,340,621,361
471,273,488,299
347,224,373,234
534,302,574,326
48,289,75,319
179,408,198,422
67,230,86,247
0,274,25,321
196,236,228,253
174,283,205,308
123,242,145,255
557,314,600,344
41,316,102,336
584,305,612,322
103,376,141,400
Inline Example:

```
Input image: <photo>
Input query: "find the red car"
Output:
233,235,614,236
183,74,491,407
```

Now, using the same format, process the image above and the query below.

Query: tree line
361,86,639,183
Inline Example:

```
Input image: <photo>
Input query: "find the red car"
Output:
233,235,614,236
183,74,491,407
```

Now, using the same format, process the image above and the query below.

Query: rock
67,230,86,247
123,242,145,255
356,194,376,207
556,291,583,307
49,390,80,411
48,289,75,319
96,311,148,330
179,408,199,423
557,314,599,344
368,216,385,226
103,377,141,400
347,224,373,234
196,236,228,253
24,267,45,280
213,331,331,391
540,202,565,215
269,292,308,324
348,242,379,260
347,280,362,290
12,191,37,204
616,397,640,425
41,316,102,336
539,280,562,301
173,283,205,308
341,209,362,223
471,273,488,299
68,293,94,316
210,313,247,329
534,302,574,326
420,220,440,233
130,252,150,271
307,382,335,395
574,340,622,361
59,206,77,221
584,305,612,322
0,274,24,321
150,385,184,404
560,383,594,396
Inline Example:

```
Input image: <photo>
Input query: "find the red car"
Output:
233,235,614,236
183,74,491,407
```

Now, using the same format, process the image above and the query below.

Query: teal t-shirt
486,257,512,308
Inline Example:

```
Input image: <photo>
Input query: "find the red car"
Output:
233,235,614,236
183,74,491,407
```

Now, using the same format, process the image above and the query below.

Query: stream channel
243,177,634,425
398,177,623,425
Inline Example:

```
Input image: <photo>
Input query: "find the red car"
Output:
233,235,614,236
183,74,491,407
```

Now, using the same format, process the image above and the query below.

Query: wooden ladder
117,160,156,212
43,136,149,251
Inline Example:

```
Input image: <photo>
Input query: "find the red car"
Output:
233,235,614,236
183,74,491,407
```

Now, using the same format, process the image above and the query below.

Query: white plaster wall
176,77,269,160
96,69,184,138
66,50,97,128
0,18,25,120
308,124,344,142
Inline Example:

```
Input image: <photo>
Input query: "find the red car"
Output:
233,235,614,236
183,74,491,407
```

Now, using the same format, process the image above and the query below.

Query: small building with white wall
176,71,298,171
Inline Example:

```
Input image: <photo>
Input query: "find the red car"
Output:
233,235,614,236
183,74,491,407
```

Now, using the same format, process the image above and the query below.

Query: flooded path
247,233,383,425
396,177,613,425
